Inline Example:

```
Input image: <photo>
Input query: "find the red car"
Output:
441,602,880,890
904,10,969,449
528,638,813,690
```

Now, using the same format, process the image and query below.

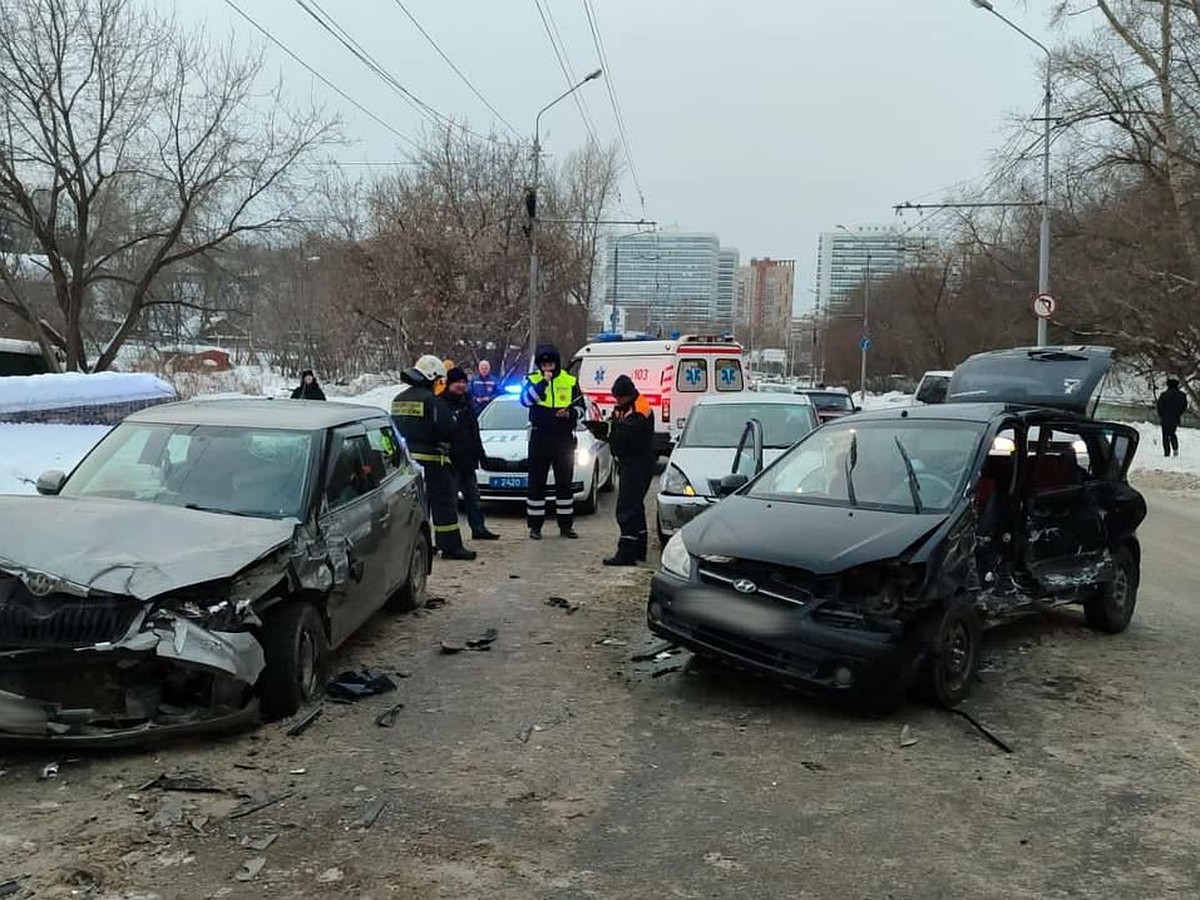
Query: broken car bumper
0,613,266,746
647,573,924,700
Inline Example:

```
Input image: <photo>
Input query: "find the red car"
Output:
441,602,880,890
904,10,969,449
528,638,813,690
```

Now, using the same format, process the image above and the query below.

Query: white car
475,394,615,514
656,392,819,540
913,370,953,405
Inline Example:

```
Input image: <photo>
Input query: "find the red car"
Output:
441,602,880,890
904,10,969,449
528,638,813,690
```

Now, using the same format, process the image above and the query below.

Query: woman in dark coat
291,369,326,400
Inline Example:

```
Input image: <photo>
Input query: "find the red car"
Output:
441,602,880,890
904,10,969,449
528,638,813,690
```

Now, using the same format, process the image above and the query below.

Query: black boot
560,527,579,539
442,546,477,561
473,529,501,540
603,541,640,567
529,528,543,541
636,533,648,562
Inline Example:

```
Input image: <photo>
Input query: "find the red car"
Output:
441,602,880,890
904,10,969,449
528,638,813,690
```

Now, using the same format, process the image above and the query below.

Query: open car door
1018,421,1139,595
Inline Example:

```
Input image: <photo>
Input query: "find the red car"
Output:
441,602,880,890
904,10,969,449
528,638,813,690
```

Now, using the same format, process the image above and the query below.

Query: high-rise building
594,232,738,333
735,258,795,347
716,248,739,329
815,224,924,315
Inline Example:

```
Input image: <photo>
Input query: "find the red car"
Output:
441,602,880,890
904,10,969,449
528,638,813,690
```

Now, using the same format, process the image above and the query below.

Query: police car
475,393,614,513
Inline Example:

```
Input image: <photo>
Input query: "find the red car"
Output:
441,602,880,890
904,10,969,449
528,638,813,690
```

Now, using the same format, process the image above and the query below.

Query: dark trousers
1163,423,1180,456
423,462,464,552
454,467,487,535
527,434,575,531
615,462,653,548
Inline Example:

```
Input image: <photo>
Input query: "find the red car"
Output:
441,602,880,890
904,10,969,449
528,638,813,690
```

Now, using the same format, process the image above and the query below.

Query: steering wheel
886,471,957,507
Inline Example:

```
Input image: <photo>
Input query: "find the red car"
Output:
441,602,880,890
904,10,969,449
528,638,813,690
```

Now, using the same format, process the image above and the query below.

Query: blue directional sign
860,337,872,351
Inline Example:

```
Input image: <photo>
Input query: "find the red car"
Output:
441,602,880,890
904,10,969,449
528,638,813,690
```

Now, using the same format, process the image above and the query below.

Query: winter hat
611,374,637,398
446,366,468,386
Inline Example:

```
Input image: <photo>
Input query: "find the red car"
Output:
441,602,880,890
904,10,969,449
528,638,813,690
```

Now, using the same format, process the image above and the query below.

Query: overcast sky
178,0,1064,313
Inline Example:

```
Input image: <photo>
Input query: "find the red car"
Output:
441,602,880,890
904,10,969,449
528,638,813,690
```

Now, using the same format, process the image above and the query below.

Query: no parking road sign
1032,293,1057,319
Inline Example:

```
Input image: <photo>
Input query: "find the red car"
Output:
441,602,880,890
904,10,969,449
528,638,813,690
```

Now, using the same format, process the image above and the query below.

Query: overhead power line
581,0,645,214
530,0,602,147
388,0,518,136
222,0,418,151
293,0,507,146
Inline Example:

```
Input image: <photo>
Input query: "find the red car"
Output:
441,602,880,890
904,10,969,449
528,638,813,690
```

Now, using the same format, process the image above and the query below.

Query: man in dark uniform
520,344,586,540
1157,378,1188,457
603,375,657,566
392,355,477,560
444,366,500,541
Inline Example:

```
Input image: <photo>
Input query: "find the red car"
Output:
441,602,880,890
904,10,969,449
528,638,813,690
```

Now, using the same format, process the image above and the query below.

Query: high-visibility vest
526,370,578,409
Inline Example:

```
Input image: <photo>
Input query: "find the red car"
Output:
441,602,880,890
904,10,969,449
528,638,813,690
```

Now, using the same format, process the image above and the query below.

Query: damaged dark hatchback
648,346,1146,707
0,399,431,744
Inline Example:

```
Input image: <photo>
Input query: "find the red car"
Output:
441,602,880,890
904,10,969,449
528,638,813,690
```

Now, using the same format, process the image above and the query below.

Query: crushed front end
0,567,266,746
648,554,943,702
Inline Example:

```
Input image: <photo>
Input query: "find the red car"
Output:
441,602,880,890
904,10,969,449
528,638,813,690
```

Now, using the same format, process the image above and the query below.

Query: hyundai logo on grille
22,571,60,597
733,579,757,594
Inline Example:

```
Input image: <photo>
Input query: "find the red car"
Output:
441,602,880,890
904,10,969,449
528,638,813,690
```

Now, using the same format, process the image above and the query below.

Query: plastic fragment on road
325,668,398,703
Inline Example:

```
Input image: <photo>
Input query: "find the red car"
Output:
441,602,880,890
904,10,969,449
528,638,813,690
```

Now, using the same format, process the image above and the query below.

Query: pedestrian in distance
1157,377,1188,458
469,359,499,413
391,355,477,561
290,369,326,400
520,343,586,540
444,367,500,541
603,375,656,566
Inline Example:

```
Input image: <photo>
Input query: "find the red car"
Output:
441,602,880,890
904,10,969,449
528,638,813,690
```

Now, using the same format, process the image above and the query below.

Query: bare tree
0,0,338,371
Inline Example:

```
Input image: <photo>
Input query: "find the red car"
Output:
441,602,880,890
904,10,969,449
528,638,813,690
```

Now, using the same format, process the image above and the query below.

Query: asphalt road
2,486,1199,899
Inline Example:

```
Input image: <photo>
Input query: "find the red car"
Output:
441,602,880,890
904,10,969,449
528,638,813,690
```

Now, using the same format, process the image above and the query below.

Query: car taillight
662,397,671,423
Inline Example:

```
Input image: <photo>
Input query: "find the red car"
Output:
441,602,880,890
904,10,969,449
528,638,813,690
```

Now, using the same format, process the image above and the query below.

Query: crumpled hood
0,495,297,600
481,429,528,460
684,495,946,574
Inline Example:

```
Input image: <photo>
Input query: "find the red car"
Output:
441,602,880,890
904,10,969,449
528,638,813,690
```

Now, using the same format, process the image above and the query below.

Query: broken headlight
840,563,927,618
154,583,237,630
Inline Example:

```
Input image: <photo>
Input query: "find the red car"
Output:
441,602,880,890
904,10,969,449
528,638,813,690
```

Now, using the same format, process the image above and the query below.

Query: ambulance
570,334,746,454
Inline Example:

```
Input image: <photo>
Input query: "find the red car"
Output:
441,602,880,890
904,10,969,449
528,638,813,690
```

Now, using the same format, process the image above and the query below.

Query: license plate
490,476,527,490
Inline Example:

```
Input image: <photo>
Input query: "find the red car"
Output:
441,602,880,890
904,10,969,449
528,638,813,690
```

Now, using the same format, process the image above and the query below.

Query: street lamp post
971,0,1052,347
836,225,871,401
527,69,603,364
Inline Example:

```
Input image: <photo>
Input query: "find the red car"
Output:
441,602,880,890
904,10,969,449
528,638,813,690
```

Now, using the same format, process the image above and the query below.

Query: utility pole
527,69,603,365
970,0,1052,347
861,252,871,402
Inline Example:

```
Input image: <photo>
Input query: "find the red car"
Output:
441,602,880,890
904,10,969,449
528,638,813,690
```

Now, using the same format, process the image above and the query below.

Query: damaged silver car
0,399,430,744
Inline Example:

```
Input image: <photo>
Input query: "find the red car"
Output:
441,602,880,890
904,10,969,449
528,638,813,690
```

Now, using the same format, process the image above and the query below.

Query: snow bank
0,423,110,494
0,371,175,414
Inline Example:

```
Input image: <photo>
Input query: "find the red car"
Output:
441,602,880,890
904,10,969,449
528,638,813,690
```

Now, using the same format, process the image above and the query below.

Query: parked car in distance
913,370,953,405
656,392,819,541
476,393,614,514
795,387,857,423
649,346,1145,709
0,399,430,745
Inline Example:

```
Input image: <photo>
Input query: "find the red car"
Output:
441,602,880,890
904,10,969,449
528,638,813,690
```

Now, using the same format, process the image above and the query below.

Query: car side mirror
853,405,861,413
717,473,749,496
36,470,66,496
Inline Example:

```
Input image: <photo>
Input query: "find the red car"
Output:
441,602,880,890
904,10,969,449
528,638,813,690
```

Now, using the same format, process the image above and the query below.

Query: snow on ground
0,423,110,494
0,371,174,413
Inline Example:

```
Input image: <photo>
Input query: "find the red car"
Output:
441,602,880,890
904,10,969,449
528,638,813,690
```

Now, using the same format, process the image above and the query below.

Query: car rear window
677,359,708,392
715,358,744,391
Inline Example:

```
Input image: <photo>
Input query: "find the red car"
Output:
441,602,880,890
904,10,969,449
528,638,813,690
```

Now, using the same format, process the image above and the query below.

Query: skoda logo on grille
733,579,757,595
23,571,60,597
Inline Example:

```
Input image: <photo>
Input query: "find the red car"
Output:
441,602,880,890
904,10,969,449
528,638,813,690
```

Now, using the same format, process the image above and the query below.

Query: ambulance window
676,359,708,392
715,358,744,391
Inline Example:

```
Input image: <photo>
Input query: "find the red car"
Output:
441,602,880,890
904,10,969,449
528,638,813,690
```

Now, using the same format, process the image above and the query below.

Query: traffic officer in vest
392,355,477,560
603,374,656,566
521,343,586,540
